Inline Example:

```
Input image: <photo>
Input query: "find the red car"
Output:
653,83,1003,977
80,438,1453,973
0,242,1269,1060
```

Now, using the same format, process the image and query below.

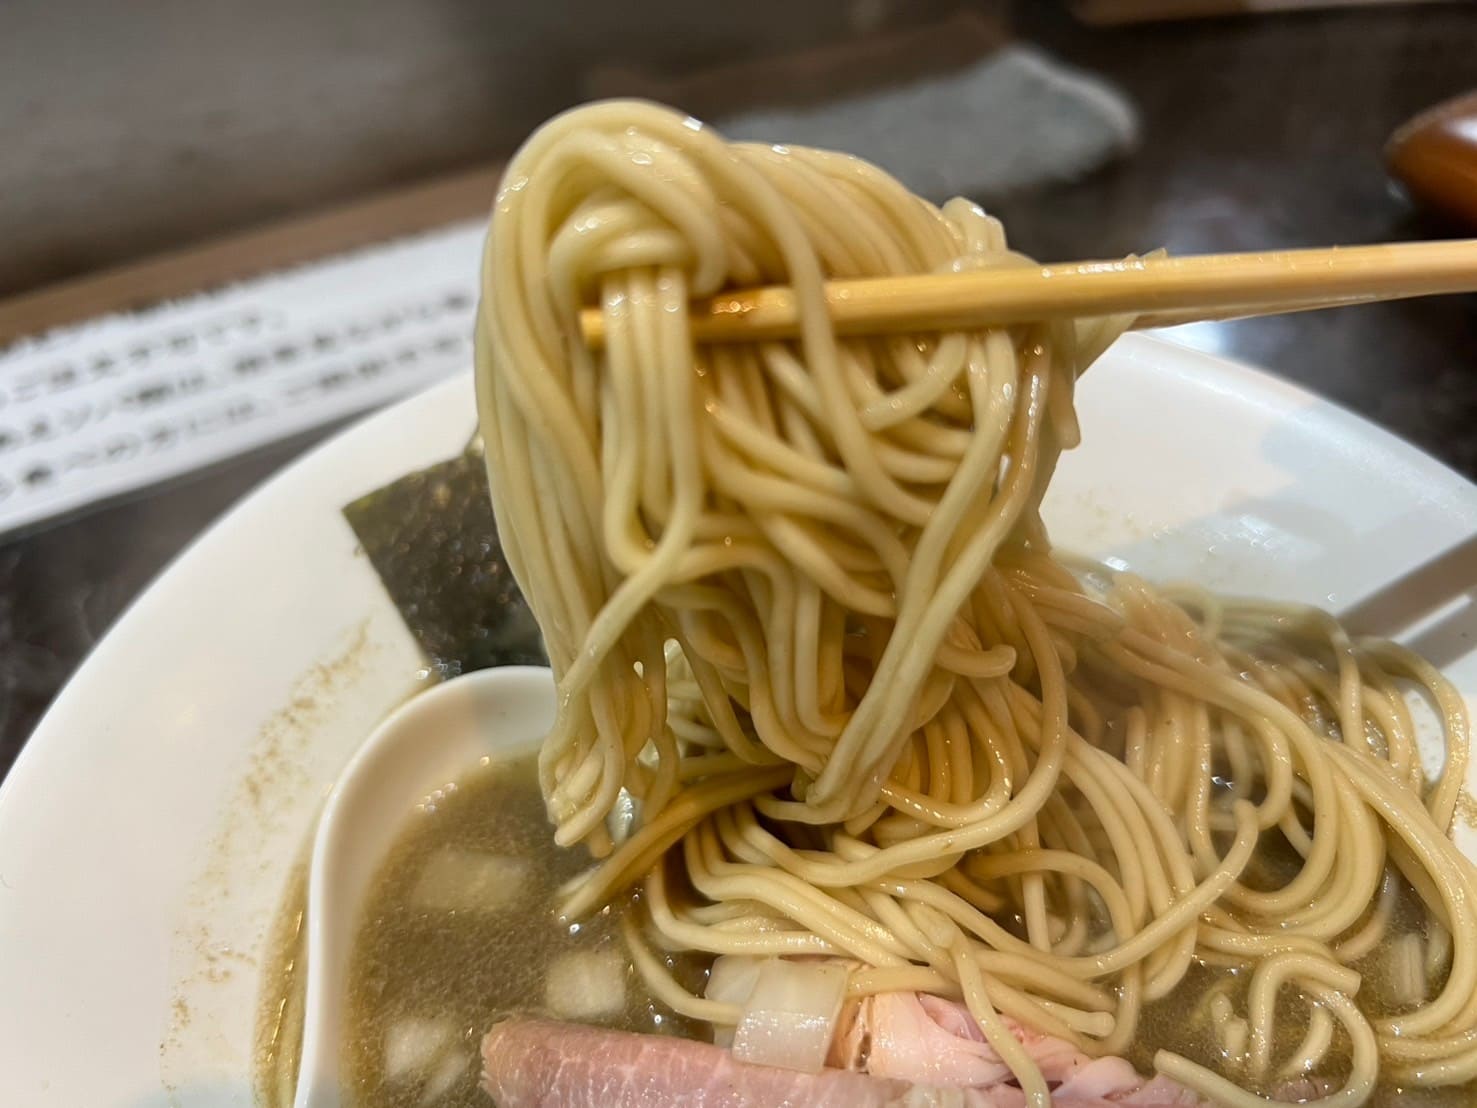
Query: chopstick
577,239,1477,345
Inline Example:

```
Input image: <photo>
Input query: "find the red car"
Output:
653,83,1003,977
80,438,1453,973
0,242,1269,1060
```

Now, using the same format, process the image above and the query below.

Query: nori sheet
343,444,545,677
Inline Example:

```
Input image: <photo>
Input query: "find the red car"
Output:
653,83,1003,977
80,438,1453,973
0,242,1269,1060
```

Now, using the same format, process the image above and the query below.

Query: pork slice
482,1008,1230,1107
828,992,1013,1087
827,993,1209,1106
481,1016,1015,1107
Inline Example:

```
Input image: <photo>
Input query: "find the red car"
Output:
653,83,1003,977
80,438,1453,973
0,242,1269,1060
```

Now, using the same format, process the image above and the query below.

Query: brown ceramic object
1386,90,1477,230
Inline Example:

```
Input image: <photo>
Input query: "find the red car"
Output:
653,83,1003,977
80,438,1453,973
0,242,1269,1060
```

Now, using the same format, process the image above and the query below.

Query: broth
254,862,307,1108
340,749,705,1107
1125,833,1473,1107
251,747,1477,1107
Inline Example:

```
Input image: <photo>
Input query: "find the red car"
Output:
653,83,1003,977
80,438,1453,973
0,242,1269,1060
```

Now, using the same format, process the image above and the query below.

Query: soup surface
250,746,1472,1107
341,748,704,1107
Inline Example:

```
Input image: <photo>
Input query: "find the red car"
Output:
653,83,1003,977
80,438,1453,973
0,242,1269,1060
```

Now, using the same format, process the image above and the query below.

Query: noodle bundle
474,100,1477,1105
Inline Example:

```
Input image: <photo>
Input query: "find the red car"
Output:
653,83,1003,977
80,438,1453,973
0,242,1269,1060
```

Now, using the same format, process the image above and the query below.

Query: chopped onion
1385,933,1425,1007
417,1050,468,1105
545,948,628,1019
1209,992,1234,1024
411,848,530,913
383,1017,455,1082
705,955,765,1048
706,955,765,1005
1220,1017,1248,1072
731,959,847,1074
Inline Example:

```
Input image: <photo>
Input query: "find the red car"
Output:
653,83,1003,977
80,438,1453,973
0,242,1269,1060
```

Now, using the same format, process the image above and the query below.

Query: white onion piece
411,848,530,913
1385,933,1425,1007
705,955,765,1048
383,1017,455,1082
545,948,627,1019
706,955,765,1004
417,1050,468,1105
732,959,847,1074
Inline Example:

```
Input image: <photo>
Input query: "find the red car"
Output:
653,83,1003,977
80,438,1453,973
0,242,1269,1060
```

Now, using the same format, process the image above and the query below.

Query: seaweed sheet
343,444,544,677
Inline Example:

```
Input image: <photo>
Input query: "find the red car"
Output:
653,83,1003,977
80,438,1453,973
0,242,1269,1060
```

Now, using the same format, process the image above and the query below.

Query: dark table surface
1,4,1475,784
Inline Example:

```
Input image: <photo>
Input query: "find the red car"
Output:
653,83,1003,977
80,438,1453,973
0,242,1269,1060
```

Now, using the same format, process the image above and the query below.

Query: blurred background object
0,0,967,300
5,0,1465,301
0,0,1475,776
586,10,1137,200
1387,91,1477,233
1074,0,1465,23
0,1,1138,542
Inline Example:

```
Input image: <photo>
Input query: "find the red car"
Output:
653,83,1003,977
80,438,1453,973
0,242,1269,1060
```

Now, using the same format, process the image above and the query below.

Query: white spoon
292,665,556,1108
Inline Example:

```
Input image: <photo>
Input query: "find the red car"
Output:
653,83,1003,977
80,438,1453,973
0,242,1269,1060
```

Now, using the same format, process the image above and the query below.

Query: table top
1,4,1474,782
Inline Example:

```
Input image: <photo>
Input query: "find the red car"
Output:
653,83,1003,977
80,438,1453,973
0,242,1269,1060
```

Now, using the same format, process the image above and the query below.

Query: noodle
473,99,1477,1102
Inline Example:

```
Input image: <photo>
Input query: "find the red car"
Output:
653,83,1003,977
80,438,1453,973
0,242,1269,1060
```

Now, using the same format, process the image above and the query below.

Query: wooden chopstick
1132,292,1423,330
578,240,1477,346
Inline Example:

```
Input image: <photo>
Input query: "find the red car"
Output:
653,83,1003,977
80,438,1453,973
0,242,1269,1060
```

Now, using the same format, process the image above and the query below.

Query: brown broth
254,862,307,1108
339,749,705,1108
1125,832,1475,1107
252,750,1477,1106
